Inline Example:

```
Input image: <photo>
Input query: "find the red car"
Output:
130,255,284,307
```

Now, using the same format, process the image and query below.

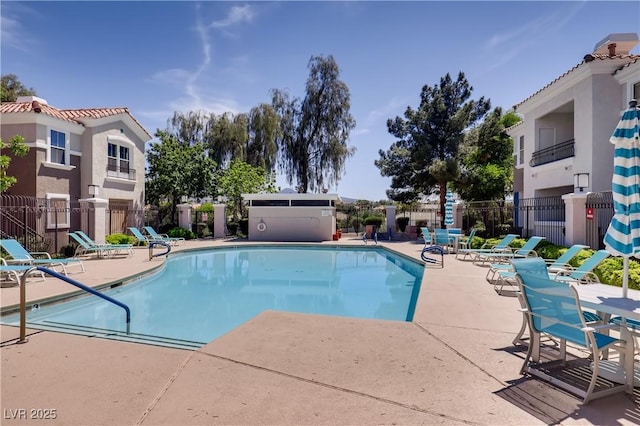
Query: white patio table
575,284,640,393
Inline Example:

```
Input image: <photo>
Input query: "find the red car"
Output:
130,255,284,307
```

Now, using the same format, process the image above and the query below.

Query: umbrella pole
623,256,629,299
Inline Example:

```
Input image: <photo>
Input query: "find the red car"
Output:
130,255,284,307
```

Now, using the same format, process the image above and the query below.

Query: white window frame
633,81,640,103
519,136,525,165
45,193,71,229
106,136,135,180
43,128,75,171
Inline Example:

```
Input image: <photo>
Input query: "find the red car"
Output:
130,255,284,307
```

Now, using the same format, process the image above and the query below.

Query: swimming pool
2,246,424,349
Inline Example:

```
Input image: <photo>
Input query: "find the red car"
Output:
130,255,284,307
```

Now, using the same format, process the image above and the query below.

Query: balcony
106,164,136,180
529,139,575,167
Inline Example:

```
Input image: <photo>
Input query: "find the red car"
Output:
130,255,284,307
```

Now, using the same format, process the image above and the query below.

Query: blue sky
2,1,639,201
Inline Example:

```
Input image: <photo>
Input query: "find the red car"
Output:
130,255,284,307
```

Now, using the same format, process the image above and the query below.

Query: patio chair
515,270,627,404
455,233,518,261
420,227,433,249
128,227,151,246
433,229,455,253
0,239,85,275
143,226,185,246
457,228,477,252
509,257,602,344
474,236,545,266
74,231,134,255
553,249,610,285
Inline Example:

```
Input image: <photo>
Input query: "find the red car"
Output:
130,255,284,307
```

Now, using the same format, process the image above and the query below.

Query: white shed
242,193,341,242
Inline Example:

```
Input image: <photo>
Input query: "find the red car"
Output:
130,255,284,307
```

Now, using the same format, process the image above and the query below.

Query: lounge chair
128,227,151,245
74,231,134,254
514,270,627,404
455,233,518,261
488,244,588,288
68,233,132,258
1,258,45,286
420,227,433,249
0,239,85,275
475,236,545,267
553,249,610,284
143,226,185,245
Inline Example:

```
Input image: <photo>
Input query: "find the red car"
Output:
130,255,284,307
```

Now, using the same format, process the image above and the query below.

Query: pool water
2,246,424,348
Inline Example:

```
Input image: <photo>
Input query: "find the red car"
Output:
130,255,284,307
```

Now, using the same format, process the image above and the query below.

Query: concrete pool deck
1,236,639,425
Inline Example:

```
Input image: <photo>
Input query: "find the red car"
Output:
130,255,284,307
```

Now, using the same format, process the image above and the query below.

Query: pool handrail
18,266,131,343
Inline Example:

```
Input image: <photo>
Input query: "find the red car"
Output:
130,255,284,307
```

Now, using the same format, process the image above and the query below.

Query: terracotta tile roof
513,54,640,110
0,101,152,139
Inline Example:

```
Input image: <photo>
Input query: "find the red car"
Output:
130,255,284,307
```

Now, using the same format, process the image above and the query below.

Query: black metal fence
0,195,156,254
585,191,614,250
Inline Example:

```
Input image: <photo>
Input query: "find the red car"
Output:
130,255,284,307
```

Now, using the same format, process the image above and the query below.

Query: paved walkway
1,237,639,425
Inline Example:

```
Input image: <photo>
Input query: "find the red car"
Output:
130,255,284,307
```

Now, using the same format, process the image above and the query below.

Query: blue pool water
2,246,424,348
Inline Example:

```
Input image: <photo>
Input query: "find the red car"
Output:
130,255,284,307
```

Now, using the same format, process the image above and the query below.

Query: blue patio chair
515,270,627,404
128,227,151,246
420,227,433,249
457,228,477,252
433,229,454,253
455,233,518,261
474,236,545,266
143,226,185,245
0,239,85,275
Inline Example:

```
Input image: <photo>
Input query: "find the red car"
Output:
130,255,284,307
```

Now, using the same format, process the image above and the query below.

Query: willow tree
247,103,279,172
375,71,490,228
271,55,356,193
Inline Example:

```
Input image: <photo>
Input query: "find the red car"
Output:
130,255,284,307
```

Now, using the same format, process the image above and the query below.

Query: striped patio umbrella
444,191,454,226
603,99,640,298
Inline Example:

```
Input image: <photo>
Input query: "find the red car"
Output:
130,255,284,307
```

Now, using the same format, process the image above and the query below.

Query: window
50,130,66,164
519,136,524,165
633,81,640,102
107,142,132,179
45,194,70,229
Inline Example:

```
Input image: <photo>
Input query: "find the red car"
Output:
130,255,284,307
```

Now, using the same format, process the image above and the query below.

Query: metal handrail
18,266,131,343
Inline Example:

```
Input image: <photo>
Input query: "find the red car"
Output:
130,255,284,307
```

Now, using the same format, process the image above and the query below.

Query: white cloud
0,3,39,52
209,5,255,29
148,3,258,120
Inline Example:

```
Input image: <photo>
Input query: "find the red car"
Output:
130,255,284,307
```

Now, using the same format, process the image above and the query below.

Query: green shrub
167,227,196,240
106,233,135,245
199,202,215,212
363,215,384,227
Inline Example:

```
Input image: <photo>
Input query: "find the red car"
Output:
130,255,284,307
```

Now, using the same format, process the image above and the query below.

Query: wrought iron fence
516,195,565,246
461,200,515,239
585,191,614,250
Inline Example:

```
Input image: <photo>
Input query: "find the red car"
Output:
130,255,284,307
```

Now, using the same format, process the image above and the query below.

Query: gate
585,191,614,250
516,195,565,246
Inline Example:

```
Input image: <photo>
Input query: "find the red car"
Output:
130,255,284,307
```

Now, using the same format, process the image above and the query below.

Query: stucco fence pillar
385,205,396,238
79,197,108,244
213,204,226,239
562,193,588,247
177,203,192,232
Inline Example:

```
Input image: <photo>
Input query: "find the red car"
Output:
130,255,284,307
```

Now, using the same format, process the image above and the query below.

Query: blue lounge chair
487,244,588,286
128,227,151,246
74,231,133,254
455,233,518,261
514,270,626,404
143,226,185,245
0,239,85,275
475,236,545,266
434,229,454,253
554,249,610,284
1,258,45,285
68,233,132,258
420,227,433,249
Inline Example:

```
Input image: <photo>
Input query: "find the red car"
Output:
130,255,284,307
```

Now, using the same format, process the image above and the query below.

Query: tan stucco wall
247,207,336,242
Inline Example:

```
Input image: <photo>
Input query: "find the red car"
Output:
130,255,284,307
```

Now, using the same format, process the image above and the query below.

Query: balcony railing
106,164,136,180
529,138,575,167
